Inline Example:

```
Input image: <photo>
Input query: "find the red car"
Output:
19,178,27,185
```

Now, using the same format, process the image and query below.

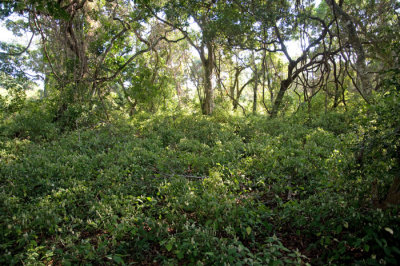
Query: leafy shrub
1,100,58,141
1,111,399,265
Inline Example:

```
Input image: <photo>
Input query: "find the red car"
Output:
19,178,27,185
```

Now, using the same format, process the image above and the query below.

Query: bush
1,112,399,265
1,100,59,141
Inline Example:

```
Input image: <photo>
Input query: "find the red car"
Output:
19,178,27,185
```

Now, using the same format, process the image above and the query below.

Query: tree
213,49,253,114
146,0,247,115
325,0,371,99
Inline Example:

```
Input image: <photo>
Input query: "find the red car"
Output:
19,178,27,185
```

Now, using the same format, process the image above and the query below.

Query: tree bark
270,78,291,117
252,53,258,114
200,42,214,115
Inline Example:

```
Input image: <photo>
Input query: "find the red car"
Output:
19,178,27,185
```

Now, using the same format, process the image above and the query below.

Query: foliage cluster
1,92,399,264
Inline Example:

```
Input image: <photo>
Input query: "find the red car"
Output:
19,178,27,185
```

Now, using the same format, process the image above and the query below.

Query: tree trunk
270,79,291,117
200,42,214,115
230,68,240,109
252,54,258,114
230,82,236,109
43,74,49,98
253,76,258,114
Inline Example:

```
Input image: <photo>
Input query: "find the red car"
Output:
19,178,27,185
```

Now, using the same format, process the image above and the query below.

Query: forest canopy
1,0,400,264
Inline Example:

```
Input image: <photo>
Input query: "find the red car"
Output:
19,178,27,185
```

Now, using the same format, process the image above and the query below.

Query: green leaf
176,250,184,259
246,226,252,235
392,246,400,255
384,227,394,235
62,260,72,266
166,242,173,252
113,255,124,265
336,225,342,234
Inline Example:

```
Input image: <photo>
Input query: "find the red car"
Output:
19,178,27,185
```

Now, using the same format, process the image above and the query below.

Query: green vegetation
1,100,400,264
1,0,399,264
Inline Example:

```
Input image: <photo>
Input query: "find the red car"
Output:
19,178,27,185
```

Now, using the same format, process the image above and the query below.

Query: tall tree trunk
200,42,214,115
253,80,258,114
43,74,49,98
270,78,291,117
230,82,236,109
230,68,240,109
270,59,296,117
252,53,258,114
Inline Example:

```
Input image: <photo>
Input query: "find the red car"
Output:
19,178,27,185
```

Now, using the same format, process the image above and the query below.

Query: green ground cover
1,99,399,265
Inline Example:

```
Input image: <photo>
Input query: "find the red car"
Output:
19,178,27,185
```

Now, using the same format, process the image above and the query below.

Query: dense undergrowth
1,93,400,265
